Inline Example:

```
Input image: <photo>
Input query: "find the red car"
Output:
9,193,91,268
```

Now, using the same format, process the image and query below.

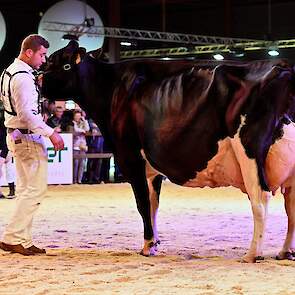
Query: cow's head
42,40,86,99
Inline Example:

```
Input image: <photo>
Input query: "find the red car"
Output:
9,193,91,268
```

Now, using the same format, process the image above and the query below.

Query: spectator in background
84,119,104,184
47,106,64,132
100,140,111,183
42,109,51,124
0,110,15,199
47,100,56,116
41,99,55,116
60,109,74,133
72,109,89,184
0,152,16,199
41,97,51,123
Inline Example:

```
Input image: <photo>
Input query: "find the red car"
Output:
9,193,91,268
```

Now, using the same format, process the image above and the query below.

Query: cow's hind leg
277,182,295,261
245,191,271,262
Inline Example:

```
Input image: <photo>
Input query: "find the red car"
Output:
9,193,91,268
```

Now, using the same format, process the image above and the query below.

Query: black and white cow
42,41,295,262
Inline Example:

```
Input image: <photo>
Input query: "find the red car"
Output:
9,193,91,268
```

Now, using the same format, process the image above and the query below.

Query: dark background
1,0,295,71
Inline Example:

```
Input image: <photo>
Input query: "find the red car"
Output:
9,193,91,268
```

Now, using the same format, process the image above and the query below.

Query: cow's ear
75,47,86,64
87,47,103,59
225,73,253,136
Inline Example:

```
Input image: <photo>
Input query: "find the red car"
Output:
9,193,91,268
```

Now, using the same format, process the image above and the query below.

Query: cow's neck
74,57,116,146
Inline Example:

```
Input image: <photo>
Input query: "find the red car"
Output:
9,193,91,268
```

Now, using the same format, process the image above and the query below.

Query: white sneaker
5,194,16,199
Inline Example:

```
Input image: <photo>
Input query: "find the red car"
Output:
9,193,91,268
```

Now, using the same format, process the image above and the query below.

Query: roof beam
120,39,295,58
43,21,262,45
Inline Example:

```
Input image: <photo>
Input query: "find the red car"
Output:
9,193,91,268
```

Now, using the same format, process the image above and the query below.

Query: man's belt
7,128,33,134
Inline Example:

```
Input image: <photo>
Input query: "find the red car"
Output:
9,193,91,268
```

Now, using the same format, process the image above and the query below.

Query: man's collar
14,58,36,75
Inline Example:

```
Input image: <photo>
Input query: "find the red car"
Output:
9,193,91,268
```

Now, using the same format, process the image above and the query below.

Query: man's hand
49,131,64,151
54,126,62,133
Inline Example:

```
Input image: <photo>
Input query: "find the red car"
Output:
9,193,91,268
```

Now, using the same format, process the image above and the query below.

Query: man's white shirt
1,58,53,137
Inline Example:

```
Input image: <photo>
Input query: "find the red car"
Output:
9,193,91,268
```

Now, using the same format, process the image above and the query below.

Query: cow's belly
146,124,295,193
265,123,295,190
184,138,246,192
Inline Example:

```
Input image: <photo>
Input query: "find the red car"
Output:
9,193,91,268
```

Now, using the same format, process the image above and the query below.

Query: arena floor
0,182,294,295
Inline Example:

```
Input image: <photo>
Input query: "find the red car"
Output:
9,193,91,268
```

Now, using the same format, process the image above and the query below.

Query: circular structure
38,0,104,55
0,10,6,51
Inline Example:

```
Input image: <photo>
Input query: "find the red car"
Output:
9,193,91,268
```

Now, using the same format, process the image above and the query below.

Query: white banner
0,133,73,185
45,133,73,184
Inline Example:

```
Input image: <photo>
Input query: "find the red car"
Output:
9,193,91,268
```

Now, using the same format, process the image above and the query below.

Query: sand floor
0,182,294,295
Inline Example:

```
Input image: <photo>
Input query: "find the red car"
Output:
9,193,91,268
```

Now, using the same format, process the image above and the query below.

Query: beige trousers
2,133,47,248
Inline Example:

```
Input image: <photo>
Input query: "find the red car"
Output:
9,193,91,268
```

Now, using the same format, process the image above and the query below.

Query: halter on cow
42,40,295,262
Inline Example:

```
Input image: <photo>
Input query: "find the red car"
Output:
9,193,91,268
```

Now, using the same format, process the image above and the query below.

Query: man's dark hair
21,34,49,52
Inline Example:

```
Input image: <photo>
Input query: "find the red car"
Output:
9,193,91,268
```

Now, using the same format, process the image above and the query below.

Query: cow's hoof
140,240,156,257
276,251,295,261
255,256,264,261
241,254,256,263
140,249,151,257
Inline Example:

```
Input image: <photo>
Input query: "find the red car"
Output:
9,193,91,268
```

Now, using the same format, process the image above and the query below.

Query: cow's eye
63,64,71,71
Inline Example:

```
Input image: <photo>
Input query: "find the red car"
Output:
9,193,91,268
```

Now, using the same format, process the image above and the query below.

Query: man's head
19,34,49,70
55,106,64,119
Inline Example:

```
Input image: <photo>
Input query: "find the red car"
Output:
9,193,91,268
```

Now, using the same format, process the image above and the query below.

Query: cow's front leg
147,174,163,251
123,157,157,256
277,183,295,261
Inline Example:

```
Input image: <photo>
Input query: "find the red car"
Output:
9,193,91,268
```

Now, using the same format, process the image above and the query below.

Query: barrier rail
73,153,113,159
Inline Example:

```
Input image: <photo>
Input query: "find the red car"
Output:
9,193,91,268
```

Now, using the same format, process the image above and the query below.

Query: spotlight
229,47,245,58
213,53,224,61
62,34,79,41
120,41,132,46
268,48,279,56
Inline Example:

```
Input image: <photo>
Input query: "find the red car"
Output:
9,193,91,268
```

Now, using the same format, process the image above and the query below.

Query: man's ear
25,48,34,58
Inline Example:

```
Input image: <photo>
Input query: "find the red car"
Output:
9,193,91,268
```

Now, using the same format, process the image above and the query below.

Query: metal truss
42,21,295,58
42,21,260,45
120,39,295,58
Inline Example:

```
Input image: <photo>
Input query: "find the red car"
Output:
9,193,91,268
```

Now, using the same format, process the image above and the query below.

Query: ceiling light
229,47,245,57
213,53,224,61
120,41,132,46
268,49,279,56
